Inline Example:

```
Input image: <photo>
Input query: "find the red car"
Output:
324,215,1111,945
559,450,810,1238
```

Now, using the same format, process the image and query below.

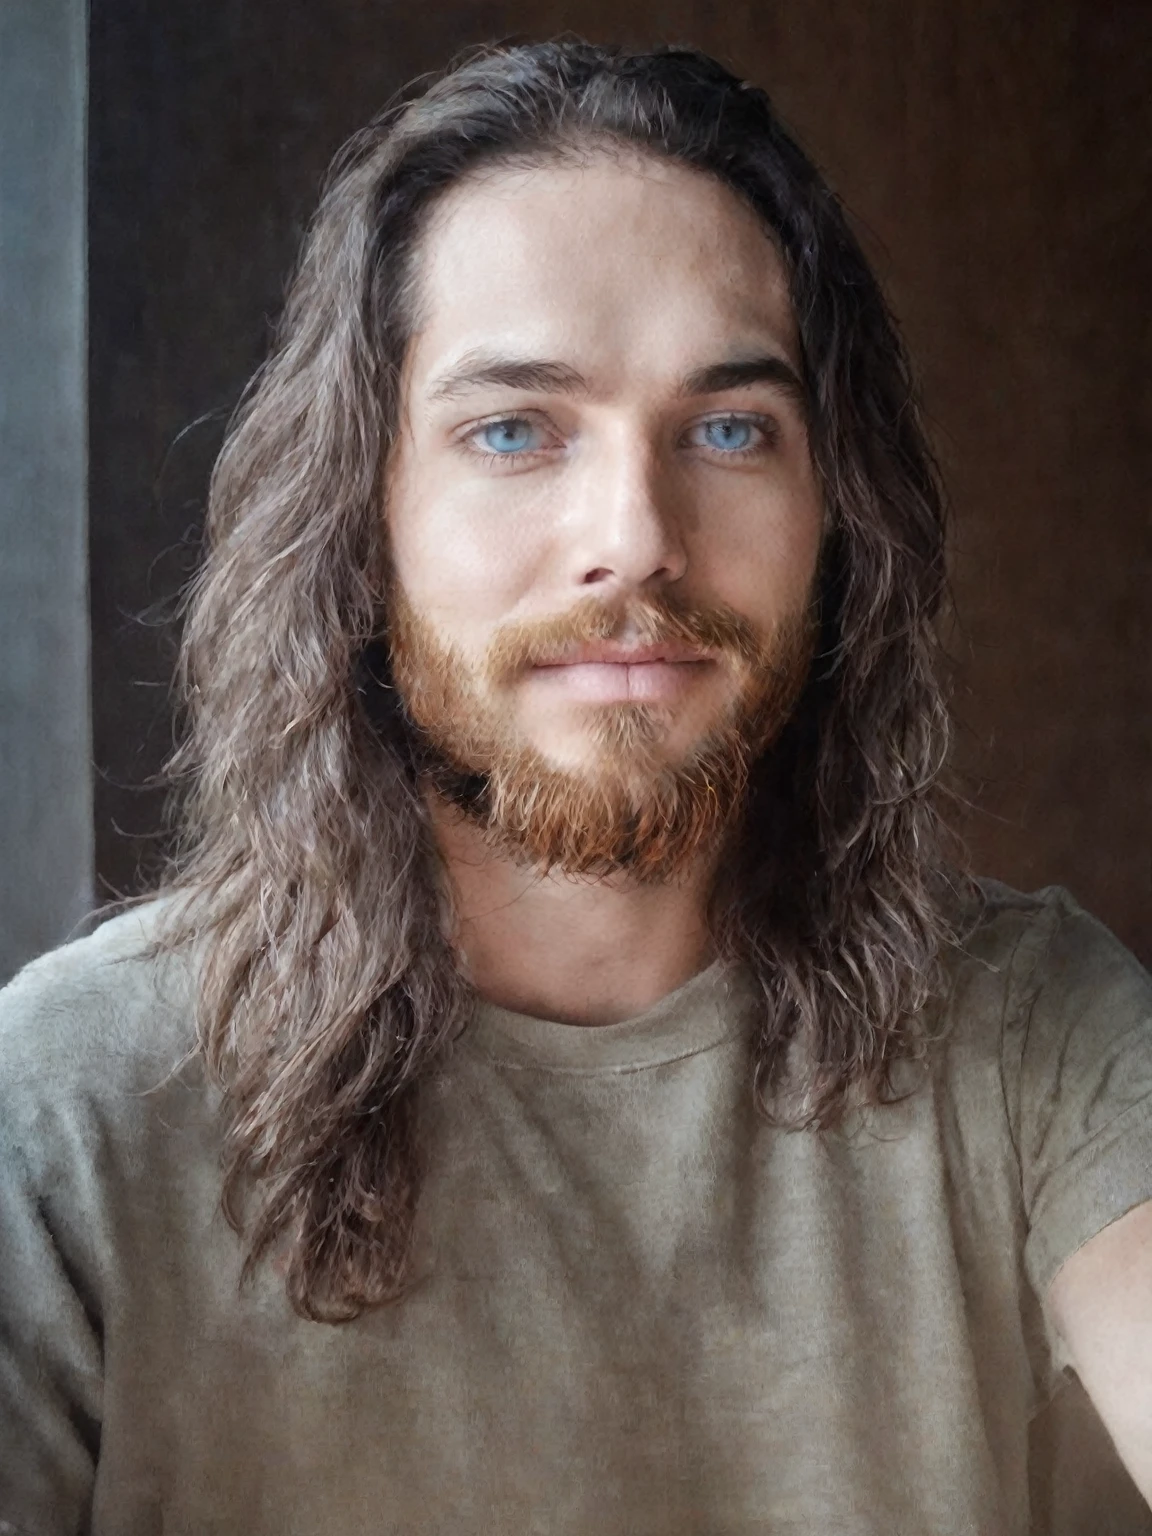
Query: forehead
404,151,800,391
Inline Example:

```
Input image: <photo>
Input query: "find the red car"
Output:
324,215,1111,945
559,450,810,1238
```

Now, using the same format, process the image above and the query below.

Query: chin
531,684,731,746
525,701,712,779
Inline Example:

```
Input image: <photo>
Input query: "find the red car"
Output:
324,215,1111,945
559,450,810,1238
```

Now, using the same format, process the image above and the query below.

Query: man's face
386,151,825,876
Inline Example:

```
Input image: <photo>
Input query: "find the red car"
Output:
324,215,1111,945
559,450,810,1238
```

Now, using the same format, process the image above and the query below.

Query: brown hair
158,39,960,1321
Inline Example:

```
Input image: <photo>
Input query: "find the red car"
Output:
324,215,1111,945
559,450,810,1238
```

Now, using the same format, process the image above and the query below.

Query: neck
427,793,717,1026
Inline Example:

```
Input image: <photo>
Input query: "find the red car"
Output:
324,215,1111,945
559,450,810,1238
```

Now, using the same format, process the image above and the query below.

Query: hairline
392,131,796,358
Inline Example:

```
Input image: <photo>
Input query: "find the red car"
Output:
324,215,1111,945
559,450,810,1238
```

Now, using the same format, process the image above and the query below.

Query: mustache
483,592,774,685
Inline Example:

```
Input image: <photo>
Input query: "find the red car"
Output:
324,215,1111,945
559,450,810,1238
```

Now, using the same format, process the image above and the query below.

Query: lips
531,641,711,668
524,645,715,704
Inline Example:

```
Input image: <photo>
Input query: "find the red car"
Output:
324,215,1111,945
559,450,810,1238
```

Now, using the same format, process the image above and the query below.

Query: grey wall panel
0,0,92,982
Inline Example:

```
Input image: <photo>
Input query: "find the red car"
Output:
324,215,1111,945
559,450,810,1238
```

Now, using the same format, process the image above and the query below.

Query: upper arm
0,1131,101,1529
1010,899,1152,1307
0,909,179,1532
0,958,105,1532
997,889,1152,1503
1048,1197,1152,1503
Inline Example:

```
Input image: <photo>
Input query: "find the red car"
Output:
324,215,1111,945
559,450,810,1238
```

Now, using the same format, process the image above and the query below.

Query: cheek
688,475,824,628
387,467,550,634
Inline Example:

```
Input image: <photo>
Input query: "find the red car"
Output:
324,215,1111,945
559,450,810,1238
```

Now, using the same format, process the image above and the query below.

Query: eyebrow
427,354,589,402
425,350,808,409
678,355,807,410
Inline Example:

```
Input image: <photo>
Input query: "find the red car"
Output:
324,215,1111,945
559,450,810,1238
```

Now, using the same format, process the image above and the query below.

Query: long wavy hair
158,39,959,1321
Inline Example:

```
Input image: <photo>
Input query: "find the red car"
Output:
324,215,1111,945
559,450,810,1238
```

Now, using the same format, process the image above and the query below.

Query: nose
568,431,688,595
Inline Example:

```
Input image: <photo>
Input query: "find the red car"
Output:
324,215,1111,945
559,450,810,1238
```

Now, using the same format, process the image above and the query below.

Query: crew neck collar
464,958,758,1073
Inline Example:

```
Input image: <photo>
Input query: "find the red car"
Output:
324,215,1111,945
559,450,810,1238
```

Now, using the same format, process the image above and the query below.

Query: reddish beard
387,584,815,881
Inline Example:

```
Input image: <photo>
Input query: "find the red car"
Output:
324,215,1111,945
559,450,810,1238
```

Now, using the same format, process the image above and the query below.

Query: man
1,38,1150,1535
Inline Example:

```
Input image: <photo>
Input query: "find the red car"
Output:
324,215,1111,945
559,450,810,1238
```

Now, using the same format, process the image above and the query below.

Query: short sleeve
1005,890,1152,1305
0,960,105,1535
0,904,192,1535
0,1139,101,1533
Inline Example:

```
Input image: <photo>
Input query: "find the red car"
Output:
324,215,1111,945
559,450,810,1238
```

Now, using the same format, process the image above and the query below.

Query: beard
386,582,815,882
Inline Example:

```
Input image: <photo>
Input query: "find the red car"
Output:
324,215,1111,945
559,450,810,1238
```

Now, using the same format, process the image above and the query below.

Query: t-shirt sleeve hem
1025,1091,1152,1301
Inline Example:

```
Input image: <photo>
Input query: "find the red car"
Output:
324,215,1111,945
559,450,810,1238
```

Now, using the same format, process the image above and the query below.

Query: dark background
88,0,1151,970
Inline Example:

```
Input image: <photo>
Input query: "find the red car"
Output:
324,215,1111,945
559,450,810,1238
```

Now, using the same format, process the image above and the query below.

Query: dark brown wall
89,0,1151,961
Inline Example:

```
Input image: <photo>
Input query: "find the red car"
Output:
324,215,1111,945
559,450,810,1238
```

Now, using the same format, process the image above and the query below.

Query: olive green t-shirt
2,882,1152,1534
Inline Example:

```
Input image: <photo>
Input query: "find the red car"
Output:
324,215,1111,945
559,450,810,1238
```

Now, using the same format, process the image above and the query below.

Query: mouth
526,643,716,704
533,641,711,667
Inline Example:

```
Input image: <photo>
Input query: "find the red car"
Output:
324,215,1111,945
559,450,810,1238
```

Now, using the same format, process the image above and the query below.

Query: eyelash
458,411,779,466
461,415,559,466
684,413,780,458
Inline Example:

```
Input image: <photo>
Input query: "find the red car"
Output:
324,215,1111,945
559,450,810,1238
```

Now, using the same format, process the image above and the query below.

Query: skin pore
386,151,825,1025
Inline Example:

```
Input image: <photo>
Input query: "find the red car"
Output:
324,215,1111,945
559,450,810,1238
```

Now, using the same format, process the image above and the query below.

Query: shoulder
942,880,1152,1296
0,900,199,1129
950,876,1081,968
932,877,1152,1172
941,877,1149,1039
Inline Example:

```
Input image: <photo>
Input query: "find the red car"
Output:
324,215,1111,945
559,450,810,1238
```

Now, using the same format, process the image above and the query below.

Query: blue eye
695,416,759,452
479,418,537,454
